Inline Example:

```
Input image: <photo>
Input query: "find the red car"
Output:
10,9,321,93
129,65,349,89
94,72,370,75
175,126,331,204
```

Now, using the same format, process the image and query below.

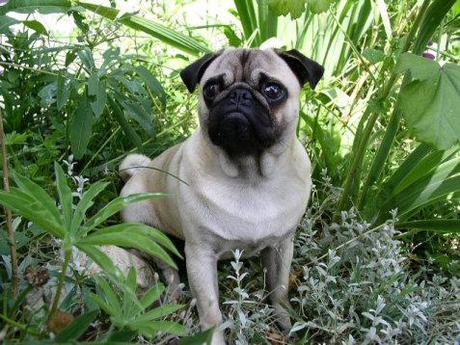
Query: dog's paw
273,302,292,332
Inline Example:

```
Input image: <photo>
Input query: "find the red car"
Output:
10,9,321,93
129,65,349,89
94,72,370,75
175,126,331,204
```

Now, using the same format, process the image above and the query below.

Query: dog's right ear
180,52,221,93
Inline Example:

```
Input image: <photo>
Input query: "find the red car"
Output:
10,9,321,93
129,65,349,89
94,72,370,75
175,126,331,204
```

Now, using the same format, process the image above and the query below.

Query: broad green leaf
83,223,180,258
108,96,143,149
234,0,258,44
126,267,137,292
54,162,73,228
269,0,306,18
71,181,110,234
381,174,460,220
0,191,65,238
454,0,460,14
77,244,123,280
77,1,209,55
148,321,188,336
134,66,166,105
140,283,165,308
413,0,456,54
135,304,184,322
379,143,432,199
392,149,458,196
89,292,115,316
307,0,333,14
81,229,177,269
397,219,460,234
23,19,48,35
0,0,71,15
84,193,166,231
87,74,107,118
70,94,94,159
55,310,98,341
396,54,460,150
94,276,121,313
122,100,155,137
363,48,384,65
56,74,71,111
130,320,188,337
179,328,215,345
11,171,62,224
77,47,95,71
0,16,19,34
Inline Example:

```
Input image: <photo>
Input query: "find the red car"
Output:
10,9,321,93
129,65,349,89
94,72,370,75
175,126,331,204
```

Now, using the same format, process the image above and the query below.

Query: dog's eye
263,82,284,100
203,82,220,99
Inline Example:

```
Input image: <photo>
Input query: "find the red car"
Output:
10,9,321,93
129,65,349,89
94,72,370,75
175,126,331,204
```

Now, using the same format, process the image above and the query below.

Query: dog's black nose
228,88,253,108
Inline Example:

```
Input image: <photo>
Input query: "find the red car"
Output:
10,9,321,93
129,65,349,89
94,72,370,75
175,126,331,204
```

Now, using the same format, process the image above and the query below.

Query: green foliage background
0,0,459,343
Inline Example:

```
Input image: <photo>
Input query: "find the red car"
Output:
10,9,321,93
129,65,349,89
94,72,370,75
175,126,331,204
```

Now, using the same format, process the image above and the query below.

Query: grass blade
77,1,209,55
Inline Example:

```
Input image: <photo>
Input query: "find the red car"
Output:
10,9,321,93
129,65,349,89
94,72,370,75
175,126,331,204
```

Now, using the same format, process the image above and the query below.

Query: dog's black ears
276,49,324,89
180,52,221,93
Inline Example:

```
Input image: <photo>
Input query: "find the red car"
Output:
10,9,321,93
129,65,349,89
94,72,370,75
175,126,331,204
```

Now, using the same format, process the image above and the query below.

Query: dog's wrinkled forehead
201,49,297,89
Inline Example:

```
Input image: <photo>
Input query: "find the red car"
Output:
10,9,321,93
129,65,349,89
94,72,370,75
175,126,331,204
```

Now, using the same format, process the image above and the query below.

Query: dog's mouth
207,108,277,157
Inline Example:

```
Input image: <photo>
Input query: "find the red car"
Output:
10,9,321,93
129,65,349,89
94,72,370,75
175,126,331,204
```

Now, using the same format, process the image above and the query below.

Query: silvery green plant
222,249,275,345
290,175,460,344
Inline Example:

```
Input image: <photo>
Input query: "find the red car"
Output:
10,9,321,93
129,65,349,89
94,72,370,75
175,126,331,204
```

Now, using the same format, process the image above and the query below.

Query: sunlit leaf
396,53,460,150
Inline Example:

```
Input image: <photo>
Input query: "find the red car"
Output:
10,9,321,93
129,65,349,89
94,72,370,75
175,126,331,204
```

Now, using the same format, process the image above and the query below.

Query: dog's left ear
277,49,324,89
180,52,221,93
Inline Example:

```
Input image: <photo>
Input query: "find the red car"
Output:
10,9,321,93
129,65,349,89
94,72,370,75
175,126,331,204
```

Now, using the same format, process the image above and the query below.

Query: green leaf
307,0,333,14
108,96,143,150
134,66,166,105
234,0,259,44
56,74,71,111
135,304,184,322
77,1,209,56
413,0,456,54
94,276,121,313
122,100,155,137
397,219,460,234
70,93,94,159
55,310,98,342
269,0,306,18
77,47,95,71
363,48,384,64
77,244,123,280
131,320,188,337
84,193,166,231
179,328,215,345
89,292,115,316
0,0,71,15
87,74,107,118
71,181,110,234
11,171,62,225
0,16,19,34
140,283,165,308
396,53,460,150
54,162,73,228
81,225,177,269
0,191,65,238
23,19,48,35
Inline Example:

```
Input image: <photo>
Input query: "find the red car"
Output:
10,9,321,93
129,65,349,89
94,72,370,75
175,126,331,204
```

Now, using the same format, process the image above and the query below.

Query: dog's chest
180,171,309,243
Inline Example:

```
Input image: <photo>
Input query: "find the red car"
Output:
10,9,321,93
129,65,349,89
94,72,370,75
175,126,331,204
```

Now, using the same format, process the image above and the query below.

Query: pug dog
119,48,323,344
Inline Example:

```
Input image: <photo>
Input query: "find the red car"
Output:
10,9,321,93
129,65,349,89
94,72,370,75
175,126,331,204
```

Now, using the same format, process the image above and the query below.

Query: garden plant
0,0,459,344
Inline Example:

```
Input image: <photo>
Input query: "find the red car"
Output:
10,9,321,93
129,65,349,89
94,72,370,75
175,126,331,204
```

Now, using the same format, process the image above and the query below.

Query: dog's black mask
205,82,281,157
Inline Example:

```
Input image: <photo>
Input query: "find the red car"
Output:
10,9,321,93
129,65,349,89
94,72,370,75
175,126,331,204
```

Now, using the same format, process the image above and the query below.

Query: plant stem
0,108,19,299
49,249,72,319
0,313,42,336
337,0,430,213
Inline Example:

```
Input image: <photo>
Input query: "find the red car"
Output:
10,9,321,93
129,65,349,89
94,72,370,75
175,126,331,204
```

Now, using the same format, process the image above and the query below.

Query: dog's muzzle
207,86,276,156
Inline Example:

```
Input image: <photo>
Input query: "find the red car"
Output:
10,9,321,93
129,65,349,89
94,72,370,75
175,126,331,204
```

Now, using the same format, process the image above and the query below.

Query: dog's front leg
185,243,225,345
262,235,294,332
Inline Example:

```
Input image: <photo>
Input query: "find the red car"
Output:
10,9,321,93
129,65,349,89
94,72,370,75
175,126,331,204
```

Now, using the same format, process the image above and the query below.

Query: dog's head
180,48,324,157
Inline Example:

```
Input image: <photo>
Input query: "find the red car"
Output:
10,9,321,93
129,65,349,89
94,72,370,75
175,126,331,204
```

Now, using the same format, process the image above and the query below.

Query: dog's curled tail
119,154,152,181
